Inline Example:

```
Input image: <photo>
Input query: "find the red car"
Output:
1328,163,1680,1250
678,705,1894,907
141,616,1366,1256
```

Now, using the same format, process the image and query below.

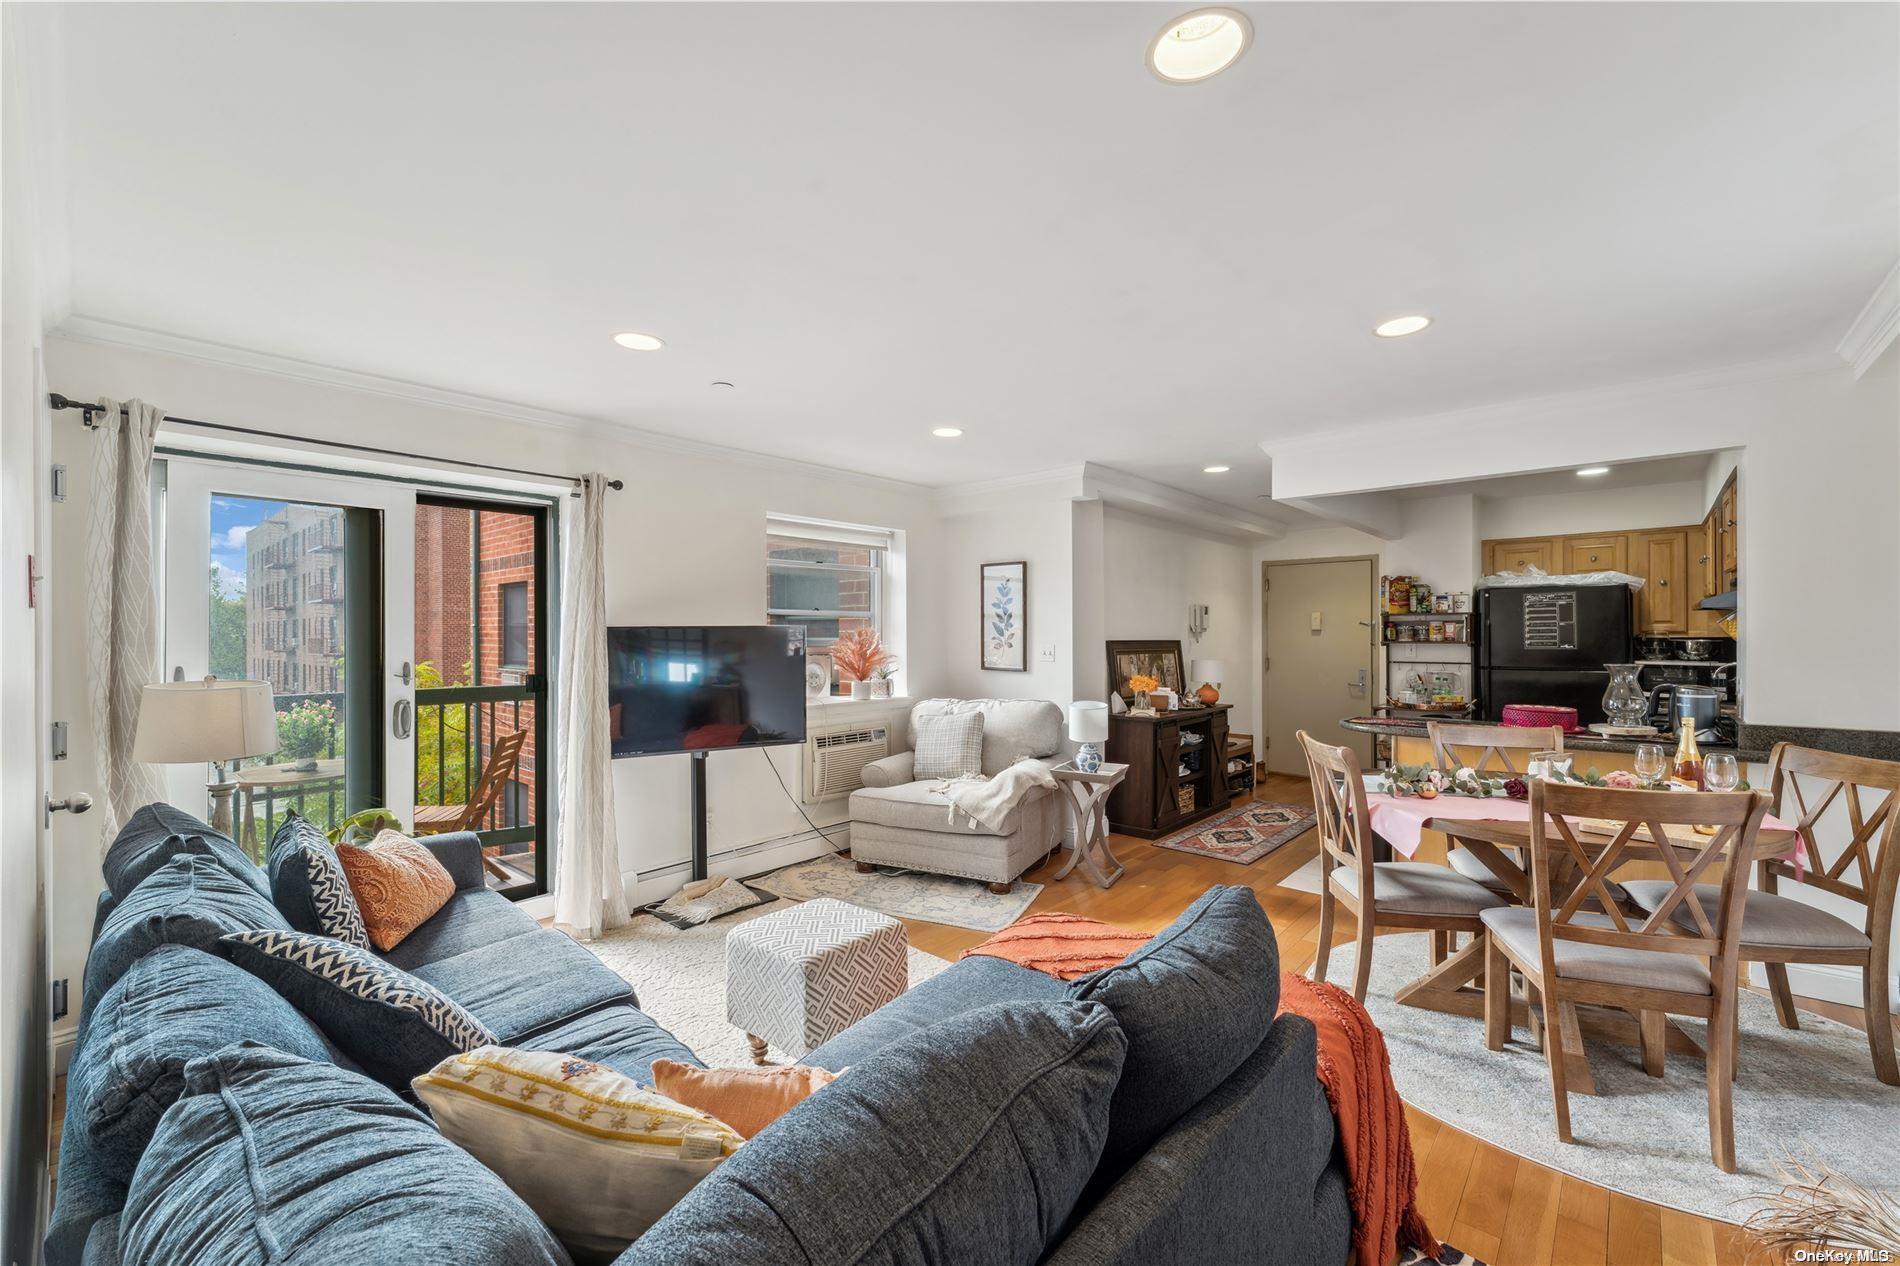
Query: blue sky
209,495,286,597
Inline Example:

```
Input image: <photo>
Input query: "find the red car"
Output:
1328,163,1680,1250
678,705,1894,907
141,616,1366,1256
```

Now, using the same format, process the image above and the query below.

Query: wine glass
1633,744,1668,788
1705,753,1740,793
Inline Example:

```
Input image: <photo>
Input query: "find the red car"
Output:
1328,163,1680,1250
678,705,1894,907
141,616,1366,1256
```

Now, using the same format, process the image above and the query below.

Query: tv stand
689,750,710,882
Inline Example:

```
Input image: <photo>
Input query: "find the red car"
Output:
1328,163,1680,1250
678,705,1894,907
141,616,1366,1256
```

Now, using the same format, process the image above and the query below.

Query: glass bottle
1673,695,1704,789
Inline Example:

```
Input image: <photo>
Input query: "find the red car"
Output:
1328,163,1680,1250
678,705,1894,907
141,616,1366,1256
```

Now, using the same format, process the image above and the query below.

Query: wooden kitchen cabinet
1717,474,1738,590
1484,537,1558,576
1564,533,1630,575
1633,529,1690,633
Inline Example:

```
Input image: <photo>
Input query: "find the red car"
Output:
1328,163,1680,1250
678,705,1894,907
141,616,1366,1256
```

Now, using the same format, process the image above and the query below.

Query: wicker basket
1175,786,1197,815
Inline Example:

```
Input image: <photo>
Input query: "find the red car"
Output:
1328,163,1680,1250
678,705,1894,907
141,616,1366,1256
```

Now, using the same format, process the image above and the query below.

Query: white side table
1050,762,1129,889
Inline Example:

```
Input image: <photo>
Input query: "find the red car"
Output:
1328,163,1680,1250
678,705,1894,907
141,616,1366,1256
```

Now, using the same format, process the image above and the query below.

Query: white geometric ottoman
725,898,908,1064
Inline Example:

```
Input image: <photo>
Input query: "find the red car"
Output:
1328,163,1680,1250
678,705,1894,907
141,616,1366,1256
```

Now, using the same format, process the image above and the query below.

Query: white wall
1477,480,1708,540
2,8,56,1256
1100,507,1256,738
934,480,1076,709
39,334,951,1057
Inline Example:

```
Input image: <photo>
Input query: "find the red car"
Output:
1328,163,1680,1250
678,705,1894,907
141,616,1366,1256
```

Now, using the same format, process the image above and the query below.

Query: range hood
1697,591,1737,611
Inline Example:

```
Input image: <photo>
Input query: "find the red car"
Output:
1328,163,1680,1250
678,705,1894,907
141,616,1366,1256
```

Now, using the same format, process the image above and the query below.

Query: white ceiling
1393,454,1714,501
50,2,1899,510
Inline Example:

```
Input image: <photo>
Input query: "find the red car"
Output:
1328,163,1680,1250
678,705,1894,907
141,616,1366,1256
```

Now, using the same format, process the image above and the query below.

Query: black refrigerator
1477,584,1634,725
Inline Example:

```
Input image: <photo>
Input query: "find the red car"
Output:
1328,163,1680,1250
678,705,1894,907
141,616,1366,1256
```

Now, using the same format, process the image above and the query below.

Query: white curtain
87,398,167,849
553,473,631,940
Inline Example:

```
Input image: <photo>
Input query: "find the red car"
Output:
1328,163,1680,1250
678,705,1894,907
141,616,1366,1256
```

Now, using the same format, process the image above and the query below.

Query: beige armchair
848,698,1065,893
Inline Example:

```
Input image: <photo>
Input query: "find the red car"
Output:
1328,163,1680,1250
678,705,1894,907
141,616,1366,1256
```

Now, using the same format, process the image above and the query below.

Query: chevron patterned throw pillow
219,928,495,1089
266,813,371,949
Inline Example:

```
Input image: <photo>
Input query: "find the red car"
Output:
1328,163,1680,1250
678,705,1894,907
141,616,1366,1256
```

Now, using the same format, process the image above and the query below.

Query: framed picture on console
1106,639,1185,705
980,561,1027,671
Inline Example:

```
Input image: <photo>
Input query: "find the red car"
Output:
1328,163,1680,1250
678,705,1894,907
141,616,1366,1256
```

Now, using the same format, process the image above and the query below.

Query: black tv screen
607,626,808,758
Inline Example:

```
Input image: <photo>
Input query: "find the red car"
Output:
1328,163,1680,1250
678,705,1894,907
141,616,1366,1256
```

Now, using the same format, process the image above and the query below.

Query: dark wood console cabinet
1105,704,1234,838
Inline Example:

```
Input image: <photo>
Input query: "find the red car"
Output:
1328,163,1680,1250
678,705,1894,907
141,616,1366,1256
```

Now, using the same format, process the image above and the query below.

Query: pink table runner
1362,787,1801,872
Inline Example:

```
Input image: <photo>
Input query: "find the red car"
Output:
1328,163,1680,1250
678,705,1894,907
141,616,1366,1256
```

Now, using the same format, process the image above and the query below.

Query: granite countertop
1339,715,1769,763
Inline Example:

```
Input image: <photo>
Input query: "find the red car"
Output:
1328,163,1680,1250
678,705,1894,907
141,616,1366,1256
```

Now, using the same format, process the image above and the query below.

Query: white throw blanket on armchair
937,758,1058,833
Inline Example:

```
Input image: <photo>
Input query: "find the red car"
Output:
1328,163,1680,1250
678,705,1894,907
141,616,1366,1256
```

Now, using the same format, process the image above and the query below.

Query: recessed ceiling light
931,426,964,439
612,331,665,351
1148,8,1252,84
1373,315,1432,338
1576,466,1611,477
1203,465,1231,474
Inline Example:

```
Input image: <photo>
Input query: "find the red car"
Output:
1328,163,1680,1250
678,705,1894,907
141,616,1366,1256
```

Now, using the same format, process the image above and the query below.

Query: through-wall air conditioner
803,724,889,804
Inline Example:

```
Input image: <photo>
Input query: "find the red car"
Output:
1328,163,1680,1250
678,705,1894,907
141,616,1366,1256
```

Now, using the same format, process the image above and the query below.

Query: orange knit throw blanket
1278,970,1441,1266
960,912,1154,980
966,915,1439,1266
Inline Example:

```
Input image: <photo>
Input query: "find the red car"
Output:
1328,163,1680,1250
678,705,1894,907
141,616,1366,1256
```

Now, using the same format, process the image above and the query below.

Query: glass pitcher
1602,664,1648,728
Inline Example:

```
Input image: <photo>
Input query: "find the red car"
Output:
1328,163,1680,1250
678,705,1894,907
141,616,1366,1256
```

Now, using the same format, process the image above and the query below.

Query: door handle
46,792,93,827
394,661,413,686
392,698,413,741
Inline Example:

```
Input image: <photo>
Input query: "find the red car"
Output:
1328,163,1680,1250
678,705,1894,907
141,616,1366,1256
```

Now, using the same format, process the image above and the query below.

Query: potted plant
275,698,337,772
829,628,891,700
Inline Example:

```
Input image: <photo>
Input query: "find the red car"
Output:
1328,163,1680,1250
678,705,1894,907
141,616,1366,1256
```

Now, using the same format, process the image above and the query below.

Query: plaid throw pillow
913,710,985,780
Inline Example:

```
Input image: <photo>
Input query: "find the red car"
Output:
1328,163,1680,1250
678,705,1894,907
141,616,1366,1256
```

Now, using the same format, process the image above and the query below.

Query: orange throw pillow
649,1060,841,1139
335,829,457,951
960,912,1152,980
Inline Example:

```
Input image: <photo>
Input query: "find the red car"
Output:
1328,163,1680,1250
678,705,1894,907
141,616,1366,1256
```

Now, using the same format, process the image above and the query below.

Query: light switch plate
1310,610,1324,632
1039,643,1057,662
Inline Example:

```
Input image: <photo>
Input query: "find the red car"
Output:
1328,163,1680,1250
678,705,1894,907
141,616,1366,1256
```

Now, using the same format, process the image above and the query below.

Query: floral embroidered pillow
413,1046,743,1258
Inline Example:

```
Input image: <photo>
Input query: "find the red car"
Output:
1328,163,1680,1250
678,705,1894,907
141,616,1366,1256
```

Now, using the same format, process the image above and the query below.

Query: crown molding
1262,351,1843,460
1837,260,1900,379
49,314,931,496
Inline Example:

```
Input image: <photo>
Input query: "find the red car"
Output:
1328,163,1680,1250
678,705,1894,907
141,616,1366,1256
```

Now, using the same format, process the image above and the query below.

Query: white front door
160,458,415,849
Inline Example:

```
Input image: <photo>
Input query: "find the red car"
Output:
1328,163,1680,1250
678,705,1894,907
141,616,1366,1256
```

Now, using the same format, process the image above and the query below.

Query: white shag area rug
751,852,1040,932
1329,932,1899,1224
588,900,955,1068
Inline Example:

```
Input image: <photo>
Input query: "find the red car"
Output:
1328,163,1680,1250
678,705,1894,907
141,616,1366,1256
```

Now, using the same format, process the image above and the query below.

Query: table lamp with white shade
1068,700,1109,773
132,677,278,836
1191,659,1225,706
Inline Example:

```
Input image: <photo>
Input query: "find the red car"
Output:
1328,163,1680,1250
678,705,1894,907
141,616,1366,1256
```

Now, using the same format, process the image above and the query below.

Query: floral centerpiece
1382,762,1626,801
275,698,338,772
1127,674,1160,710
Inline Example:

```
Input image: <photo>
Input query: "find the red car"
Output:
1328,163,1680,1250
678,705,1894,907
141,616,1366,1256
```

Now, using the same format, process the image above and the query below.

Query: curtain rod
47,392,623,491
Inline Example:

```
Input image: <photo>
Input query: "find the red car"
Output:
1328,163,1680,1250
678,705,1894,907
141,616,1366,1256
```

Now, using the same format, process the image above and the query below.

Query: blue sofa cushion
45,1058,125,1266
69,946,337,1186
265,812,370,948
407,926,634,1041
83,855,290,1025
378,886,545,971
517,1001,701,1086
1066,885,1279,1177
218,930,494,1091
622,1000,1126,1266
101,802,269,903
118,1043,570,1266
806,953,1066,1071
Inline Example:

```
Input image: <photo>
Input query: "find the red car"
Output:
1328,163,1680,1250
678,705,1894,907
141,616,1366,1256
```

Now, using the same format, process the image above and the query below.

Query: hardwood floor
894,772,1774,1266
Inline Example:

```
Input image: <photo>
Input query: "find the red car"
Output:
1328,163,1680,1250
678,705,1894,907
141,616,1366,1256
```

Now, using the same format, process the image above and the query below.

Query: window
765,516,892,696
500,581,529,669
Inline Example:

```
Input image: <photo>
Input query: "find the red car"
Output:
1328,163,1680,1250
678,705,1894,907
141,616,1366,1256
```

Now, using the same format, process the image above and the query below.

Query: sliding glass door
160,460,416,855
412,496,550,897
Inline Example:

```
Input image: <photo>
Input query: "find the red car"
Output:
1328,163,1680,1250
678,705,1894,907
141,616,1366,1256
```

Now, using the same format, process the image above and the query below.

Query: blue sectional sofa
50,804,1351,1266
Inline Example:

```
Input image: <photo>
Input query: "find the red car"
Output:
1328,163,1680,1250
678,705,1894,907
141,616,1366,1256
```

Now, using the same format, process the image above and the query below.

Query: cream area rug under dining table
588,900,955,1068
1328,932,1899,1224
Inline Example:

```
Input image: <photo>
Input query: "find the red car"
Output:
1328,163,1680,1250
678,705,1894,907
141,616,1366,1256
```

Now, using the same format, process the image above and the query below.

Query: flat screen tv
607,625,808,758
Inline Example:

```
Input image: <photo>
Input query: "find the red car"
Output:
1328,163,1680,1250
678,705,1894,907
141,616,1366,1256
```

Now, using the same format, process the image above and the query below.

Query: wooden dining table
1359,778,1802,1095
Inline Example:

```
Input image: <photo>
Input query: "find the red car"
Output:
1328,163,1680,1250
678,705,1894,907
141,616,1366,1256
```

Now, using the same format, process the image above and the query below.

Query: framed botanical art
1105,639,1185,705
980,561,1027,671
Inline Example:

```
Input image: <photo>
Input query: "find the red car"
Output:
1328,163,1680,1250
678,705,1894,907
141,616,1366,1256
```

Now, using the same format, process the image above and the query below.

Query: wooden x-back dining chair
1427,722,1567,899
1483,780,1771,1172
1300,731,1508,1003
1622,743,1899,1085
413,729,528,837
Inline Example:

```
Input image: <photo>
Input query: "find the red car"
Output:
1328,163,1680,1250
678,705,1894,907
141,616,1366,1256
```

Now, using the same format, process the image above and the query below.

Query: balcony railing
233,690,345,855
415,688,537,884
